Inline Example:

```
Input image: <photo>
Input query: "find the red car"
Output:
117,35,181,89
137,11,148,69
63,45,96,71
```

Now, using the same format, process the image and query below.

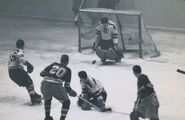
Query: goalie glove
68,89,77,97
25,61,34,73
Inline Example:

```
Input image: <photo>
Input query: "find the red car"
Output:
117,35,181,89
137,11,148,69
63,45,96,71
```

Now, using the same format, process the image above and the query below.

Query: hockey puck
92,60,96,64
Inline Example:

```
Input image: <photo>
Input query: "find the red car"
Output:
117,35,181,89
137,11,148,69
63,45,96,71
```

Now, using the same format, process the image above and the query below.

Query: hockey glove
26,61,34,73
68,89,77,97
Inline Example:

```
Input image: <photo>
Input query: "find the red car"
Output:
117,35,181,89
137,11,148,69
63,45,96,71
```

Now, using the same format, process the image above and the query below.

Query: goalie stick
74,0,85,24
177,69,185,74
77,95,112,112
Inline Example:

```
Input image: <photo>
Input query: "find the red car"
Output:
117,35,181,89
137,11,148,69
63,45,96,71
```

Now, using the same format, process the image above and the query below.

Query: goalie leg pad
96,47,107,60
106,48,119,60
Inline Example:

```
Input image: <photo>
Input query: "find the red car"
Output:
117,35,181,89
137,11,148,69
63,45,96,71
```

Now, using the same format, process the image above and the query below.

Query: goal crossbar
80,8,141,16
78,8,143,58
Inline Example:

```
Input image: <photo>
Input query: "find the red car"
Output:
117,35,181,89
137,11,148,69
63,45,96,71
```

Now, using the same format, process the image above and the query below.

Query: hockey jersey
96,20,118,44
40,62,71,86
80,76,104,96
137,74,155,99
8,49,27,69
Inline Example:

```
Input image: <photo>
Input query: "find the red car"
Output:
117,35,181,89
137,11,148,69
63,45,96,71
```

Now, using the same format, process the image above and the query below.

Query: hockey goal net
77,8,160,58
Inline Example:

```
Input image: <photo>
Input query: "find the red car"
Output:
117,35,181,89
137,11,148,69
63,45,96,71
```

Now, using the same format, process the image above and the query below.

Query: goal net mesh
78,8,160,58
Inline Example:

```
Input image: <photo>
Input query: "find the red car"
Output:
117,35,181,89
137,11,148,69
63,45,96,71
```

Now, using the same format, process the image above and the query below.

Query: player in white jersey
77,71,107,110
8,39,42,105
94,17,124,63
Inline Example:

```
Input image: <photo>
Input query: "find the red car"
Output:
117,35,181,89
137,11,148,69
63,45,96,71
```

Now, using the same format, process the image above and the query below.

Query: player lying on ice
77,71,111,112
93,17,124,64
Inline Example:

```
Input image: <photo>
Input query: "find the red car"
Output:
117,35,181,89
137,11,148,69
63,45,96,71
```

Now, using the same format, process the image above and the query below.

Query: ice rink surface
0,17,185,120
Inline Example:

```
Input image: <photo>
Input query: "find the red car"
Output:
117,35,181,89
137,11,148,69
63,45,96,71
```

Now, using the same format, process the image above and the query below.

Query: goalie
93,17,124,64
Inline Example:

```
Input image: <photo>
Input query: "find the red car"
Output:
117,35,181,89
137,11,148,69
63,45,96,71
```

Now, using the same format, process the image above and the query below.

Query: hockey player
77,71,108,111
8,39,42,105
130,65,160,120
40,54,77,120
94,17,123,64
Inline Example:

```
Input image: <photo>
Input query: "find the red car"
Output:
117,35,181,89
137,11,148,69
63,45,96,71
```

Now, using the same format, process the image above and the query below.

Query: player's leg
41,81,53,120
80,93,92,110
148,95,160,120
9,68,41,104
21,69,41,104
94,96,105,109
96,47,107,63
44,98,53,120
8,68,25,87
60,99,70,120
51,84,70,120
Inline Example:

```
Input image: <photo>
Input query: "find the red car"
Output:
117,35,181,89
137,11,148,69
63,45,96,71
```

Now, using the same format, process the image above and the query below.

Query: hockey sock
26,83,36,96
44,99,52,117
60,100,70,120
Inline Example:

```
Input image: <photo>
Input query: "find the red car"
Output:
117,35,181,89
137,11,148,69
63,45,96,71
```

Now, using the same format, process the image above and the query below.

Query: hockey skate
101,59,107,64
44,116,53,120
31,93,42,105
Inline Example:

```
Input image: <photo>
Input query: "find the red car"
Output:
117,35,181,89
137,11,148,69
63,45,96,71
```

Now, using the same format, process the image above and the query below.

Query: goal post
77,8,159,58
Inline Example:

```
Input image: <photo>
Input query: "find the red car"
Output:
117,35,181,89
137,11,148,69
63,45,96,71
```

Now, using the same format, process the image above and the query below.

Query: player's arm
40,63,54,77
80,81,88,94
111,24,119,49
17,52,34,73
137,79,153,98
94,24,101,49
64,69,77,97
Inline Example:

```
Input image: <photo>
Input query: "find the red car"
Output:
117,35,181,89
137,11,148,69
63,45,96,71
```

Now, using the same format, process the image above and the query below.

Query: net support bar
78,8,143,58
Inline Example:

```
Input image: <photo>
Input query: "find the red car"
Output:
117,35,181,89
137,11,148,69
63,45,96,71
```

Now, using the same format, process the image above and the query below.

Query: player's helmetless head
133,65,142,77
100,17,109,24
16,39,24,49
60,54,69,65
78,71,87,79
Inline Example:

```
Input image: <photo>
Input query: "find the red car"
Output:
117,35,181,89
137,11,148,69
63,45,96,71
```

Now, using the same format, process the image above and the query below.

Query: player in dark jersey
130,65,160,120
40,54,77,120
77,71,107,111
8,39,42,105
94,17,124,63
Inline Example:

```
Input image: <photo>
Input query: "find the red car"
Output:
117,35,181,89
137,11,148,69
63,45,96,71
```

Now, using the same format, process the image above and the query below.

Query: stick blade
102,107,112,112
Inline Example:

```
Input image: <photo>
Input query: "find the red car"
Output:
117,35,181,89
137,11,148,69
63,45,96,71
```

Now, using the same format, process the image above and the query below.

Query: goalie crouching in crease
8,39,42,105
77,71,108,111
93,17,124,64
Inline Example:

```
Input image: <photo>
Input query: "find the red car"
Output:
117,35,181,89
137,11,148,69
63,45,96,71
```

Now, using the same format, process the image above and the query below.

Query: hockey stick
74,0,85,24
77,95,112,112
91,42,97,64
111,110,130,115
177,69,185,74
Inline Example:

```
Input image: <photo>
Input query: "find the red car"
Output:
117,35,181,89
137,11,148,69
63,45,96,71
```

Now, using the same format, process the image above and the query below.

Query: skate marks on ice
23,101,43,106
0,95,42,107
0,96,17,103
